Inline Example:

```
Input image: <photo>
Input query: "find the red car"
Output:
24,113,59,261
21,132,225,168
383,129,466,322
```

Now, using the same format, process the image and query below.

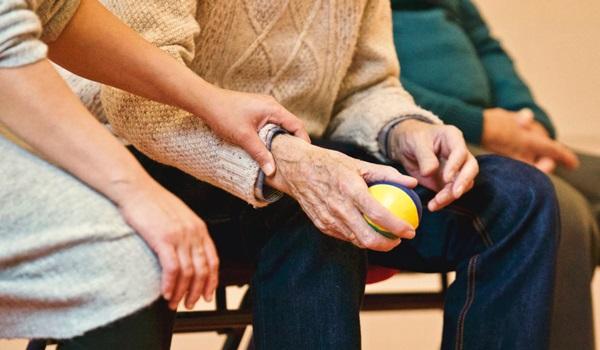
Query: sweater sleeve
327,0,441,157
0,0,46,68
0,0,81,68
401,77,485,145
459,0,556,138
99,0,277,207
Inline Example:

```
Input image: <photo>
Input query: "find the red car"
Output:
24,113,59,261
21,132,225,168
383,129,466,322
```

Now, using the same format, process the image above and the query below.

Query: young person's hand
266,135,417,252
387,120,479,212
49,0,310,178
197,87,311,176
113,177,219,310
0,59,220,311
482,108,579,173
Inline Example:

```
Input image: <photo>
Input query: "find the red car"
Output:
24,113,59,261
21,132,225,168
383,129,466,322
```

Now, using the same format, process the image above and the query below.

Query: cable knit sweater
67,0,440,207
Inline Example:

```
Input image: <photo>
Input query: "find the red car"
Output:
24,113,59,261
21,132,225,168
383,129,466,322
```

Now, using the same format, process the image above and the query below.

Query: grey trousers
469,147,600,350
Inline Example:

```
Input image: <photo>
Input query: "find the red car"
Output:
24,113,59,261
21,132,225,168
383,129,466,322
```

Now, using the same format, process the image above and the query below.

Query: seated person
65,0,561,348
391,1,599,349
0,0,306,347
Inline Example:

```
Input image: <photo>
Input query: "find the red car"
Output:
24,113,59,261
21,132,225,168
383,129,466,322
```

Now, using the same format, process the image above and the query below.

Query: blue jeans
131,142,559,350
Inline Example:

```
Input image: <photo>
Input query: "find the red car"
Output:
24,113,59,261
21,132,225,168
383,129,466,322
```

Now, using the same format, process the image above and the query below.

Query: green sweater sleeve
459,0,556,138
401,77,485,144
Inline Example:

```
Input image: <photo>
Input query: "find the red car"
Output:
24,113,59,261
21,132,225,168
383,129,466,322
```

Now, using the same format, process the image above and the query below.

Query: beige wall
474,0,600,154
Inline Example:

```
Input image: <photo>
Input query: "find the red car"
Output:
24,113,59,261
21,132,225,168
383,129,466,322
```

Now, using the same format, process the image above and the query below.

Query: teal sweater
391,0,555,144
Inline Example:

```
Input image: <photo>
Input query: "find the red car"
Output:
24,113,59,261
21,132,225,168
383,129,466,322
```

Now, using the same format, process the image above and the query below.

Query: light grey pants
469,146,599,350
0,135,161,339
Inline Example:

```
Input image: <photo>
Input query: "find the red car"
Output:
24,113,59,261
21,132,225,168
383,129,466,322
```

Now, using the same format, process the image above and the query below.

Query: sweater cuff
0,1,47,68
532,112,557,139
253,125,286,205
377,114,437,159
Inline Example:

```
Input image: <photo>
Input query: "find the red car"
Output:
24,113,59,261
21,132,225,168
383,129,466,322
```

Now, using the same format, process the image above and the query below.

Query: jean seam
447,205,494,247
455,255,479,350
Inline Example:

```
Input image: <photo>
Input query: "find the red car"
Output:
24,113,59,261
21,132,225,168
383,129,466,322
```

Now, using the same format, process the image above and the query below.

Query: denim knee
476,155,555,200
474,155,560,243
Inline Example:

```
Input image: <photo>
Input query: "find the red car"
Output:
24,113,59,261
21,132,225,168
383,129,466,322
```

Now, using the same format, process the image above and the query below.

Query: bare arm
0,59,218,309
0,60,146,198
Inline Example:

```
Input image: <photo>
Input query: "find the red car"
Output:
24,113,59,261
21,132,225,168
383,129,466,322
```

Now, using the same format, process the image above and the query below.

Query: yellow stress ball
365,182,423,240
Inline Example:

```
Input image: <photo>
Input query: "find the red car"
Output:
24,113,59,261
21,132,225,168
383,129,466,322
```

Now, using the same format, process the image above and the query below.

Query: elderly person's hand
266,135,417,252
387,120,479,212
482,108,579,173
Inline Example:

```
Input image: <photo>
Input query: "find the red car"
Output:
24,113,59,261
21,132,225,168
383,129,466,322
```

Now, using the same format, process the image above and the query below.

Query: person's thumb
240,135,276,176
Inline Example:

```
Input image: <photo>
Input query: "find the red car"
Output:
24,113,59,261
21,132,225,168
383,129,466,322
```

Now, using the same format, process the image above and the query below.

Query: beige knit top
68,0,441,207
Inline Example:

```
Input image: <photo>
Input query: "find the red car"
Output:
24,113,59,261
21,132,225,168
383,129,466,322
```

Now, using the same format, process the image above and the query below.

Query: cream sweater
68,0,440,207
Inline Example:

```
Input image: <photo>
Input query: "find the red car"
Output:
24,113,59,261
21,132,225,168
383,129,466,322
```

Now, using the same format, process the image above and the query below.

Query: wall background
473,0,600,154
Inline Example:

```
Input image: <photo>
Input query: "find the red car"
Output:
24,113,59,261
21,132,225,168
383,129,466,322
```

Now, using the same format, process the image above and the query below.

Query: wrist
104,168,158,208
387,119,425,154
265,134,311,194
481,109,500,147
177,75,218,118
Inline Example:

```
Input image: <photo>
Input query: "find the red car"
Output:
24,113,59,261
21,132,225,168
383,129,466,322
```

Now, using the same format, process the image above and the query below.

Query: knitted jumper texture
69,0,440,207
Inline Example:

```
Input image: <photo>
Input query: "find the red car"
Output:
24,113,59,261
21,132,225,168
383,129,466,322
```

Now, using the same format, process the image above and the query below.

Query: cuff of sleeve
531,109,556,139
0,39,47,68
377,114,438,159
253,124,287,206
446,106,485,145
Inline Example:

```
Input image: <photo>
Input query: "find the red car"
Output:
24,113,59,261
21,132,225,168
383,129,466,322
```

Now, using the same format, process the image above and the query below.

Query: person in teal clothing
392,0,600,349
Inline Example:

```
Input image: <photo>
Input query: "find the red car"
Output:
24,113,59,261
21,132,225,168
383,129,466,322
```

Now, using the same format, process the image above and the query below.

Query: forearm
47,0,213,119
101,86,278,207
0,59,152,204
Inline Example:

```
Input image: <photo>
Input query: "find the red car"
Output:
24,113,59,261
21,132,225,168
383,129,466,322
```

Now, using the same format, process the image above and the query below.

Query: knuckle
449,125,462,135
182,222,197,235
366,209,384,224
344,181,363,198
165,224,184,240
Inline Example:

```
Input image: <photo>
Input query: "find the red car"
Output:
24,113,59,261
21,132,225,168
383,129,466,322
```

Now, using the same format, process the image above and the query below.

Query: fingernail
263,163,275,176
164,292,172,300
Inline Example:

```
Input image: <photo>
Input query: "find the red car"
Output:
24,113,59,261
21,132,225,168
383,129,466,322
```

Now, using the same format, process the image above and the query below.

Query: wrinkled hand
113,178,219,310
199,87,310,176
266,135,418,252
482,108,579,173
388,120,479,212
